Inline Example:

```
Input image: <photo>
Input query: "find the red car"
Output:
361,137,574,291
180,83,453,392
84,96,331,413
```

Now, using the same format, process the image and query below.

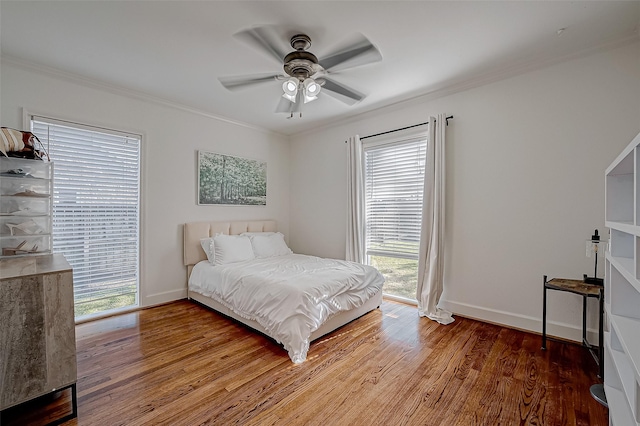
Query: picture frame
197,151,267,206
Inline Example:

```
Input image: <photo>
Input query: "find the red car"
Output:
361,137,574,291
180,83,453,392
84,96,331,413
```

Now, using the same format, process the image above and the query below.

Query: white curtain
346,135,365,263
417,115,454,325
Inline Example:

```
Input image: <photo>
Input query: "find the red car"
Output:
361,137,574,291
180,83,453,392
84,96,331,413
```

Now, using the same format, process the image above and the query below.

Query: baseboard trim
440,300,598,344
81,290,598,344
143,288,188,307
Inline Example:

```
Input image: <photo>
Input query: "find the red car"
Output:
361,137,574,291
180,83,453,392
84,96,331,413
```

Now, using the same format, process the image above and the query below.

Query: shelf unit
0,156,53,258
605,131,640,426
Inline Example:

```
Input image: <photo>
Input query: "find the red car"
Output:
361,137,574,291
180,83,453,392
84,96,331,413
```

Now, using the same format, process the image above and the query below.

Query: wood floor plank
2,299,608,426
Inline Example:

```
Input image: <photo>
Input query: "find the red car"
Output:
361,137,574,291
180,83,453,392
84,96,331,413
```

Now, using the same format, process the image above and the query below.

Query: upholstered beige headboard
183,220,277,267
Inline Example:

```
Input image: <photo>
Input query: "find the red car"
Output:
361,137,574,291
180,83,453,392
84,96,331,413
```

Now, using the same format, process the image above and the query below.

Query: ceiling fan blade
234,26,289,64
219,73,282,91
319,33,382,72
320,77,365,105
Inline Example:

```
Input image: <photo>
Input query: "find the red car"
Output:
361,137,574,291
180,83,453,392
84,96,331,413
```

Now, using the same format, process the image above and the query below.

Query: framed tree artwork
198,151,267,205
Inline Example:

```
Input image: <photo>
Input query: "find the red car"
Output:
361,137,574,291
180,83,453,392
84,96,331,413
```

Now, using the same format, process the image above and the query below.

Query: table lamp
583,229,604,286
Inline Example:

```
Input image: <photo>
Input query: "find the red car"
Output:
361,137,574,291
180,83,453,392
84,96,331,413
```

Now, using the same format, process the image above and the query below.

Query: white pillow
213,234,255,265
249,232,293,258
200,237,215,264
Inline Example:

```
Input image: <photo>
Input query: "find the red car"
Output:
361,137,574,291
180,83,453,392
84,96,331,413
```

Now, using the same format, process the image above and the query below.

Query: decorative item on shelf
583,229,604,286
1,240,41,256
0,168,33,178
2,240,27,256
6,220,45,236
0,127,49,161
10,189,49,197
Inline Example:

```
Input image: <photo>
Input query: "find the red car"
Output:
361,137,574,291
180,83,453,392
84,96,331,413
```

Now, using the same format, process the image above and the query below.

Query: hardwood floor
3,299,608,425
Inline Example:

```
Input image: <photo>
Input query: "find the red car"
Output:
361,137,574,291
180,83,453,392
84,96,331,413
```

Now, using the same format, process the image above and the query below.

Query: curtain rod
359,115,454,141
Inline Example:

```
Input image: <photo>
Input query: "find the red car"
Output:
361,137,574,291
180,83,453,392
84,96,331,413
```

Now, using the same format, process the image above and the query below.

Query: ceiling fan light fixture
303,78,321,103
303,94,318,104
303,78,320,95
282,92,296,102
282,77,299,102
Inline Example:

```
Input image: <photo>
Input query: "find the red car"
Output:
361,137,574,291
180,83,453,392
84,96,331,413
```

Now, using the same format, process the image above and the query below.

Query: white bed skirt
188,288,383,343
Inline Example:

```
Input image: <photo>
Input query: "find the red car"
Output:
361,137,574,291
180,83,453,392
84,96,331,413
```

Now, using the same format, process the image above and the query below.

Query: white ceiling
2,1,639,136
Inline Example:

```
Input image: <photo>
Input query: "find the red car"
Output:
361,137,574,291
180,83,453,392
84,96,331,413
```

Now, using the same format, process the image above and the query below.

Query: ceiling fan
218,26,382,118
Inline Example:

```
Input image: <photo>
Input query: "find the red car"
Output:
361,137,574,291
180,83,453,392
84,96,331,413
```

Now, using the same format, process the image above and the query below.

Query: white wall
2,40,638,341
0,61,291,308
289,41,640,341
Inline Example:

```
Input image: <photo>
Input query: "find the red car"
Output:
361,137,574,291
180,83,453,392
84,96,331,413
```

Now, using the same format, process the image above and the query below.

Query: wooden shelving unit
605,131,640,426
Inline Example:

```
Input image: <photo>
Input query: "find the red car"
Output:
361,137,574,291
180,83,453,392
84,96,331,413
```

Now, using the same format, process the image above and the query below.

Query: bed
183,220,384,363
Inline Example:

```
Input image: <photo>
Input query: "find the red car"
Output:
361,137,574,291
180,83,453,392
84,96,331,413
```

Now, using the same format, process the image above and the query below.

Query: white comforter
188,254,384,363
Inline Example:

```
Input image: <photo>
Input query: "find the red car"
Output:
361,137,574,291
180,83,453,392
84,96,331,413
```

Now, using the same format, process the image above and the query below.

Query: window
364,136,426,301
31,116,141,319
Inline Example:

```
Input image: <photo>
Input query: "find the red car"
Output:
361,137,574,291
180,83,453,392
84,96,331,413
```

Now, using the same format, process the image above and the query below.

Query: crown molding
3,30,638,142
292,33,640,140
1,55,286,139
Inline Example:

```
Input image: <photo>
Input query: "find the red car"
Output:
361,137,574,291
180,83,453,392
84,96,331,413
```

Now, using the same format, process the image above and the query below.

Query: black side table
541,275,604,378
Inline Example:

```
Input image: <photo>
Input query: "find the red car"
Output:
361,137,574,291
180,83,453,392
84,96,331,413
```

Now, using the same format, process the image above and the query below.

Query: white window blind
364,138,426,260
31,117,141,318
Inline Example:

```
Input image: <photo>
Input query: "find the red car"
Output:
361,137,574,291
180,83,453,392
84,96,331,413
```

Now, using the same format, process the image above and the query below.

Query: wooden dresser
0,254,77,423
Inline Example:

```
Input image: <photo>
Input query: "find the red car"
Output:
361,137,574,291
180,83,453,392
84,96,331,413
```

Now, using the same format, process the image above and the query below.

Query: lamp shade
304,78,320,95
303,78,321,103
282,77,299,102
